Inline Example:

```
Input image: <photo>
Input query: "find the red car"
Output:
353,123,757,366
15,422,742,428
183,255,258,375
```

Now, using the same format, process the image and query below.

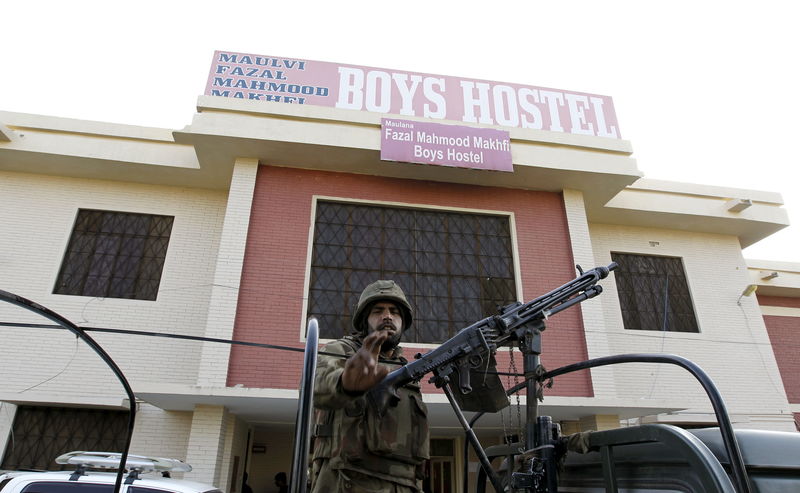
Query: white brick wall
589,223,794,431
185,405,229,486
129,403,193,477
0,169,226,415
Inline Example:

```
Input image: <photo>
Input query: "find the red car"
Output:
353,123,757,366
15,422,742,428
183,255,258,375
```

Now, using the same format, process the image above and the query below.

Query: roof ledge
0,123,17,142
746,260,800,297
592,178,789,248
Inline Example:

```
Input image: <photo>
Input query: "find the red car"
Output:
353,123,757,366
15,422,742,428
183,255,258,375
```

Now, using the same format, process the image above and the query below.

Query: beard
381,330,402,352
368,319,403,352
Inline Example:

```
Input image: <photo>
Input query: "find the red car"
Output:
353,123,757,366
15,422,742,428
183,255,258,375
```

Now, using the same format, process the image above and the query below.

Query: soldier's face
367,301,403,350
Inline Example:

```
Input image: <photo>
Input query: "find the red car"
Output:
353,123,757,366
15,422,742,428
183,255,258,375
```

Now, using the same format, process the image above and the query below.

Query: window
611,252,699,332
20,483,115,493
54,210,174,301
130,488,220,493
1,406,129,471
308,201,517,343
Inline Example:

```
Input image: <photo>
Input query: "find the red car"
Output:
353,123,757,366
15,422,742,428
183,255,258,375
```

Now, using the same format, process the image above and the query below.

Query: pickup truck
561,425,800,492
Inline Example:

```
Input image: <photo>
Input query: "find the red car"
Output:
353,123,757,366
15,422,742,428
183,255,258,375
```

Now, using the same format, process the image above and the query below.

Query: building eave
135,383,683,429
591,178,789,248
0,110,222,189
747,259,800,297
172,96,643,209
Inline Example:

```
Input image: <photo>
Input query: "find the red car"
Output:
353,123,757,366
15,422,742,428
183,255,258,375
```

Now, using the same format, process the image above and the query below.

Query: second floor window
611,252,699,332
54,209,174,301
308,201,518,343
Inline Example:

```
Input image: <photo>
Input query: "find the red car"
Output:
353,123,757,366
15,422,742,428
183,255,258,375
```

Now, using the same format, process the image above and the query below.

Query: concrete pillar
185,405,230,486
578,414,620,431
197,158,259,387
562,189,617,398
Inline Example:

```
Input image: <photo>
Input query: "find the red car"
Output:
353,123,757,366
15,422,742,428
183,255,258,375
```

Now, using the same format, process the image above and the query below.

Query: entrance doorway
426,438,456,493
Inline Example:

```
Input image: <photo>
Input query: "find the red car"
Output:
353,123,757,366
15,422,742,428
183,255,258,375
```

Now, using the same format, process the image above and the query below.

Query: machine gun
365,263,617,493
368,262,617,414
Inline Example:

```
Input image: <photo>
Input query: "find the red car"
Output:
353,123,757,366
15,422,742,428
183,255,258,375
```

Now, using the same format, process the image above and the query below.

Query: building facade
1,86,798,493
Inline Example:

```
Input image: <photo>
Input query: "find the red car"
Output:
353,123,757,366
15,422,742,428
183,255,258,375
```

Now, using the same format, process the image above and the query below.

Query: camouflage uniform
311,335,430,493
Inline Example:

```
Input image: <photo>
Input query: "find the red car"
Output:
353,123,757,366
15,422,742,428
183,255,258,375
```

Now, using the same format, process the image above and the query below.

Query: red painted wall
227,165,593,397
762,313,800,403
759,295,800,404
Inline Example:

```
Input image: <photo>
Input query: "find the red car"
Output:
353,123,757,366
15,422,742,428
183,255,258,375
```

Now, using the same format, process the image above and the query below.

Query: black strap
314,423,333,437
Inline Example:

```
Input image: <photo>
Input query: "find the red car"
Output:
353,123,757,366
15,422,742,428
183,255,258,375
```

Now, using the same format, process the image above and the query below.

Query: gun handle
367,366,410,415
457,363,472,394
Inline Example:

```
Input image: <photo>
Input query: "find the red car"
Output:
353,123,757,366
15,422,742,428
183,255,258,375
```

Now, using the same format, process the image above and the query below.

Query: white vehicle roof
0,470,221,493
0,452,221,493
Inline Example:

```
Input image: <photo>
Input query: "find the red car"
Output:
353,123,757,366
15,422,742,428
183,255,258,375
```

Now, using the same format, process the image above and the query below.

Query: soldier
311,280,429,493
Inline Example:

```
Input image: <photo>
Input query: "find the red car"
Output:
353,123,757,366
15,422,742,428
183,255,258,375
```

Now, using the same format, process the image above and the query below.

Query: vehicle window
20,482,114,493
127,487,176,493
127,488,221,493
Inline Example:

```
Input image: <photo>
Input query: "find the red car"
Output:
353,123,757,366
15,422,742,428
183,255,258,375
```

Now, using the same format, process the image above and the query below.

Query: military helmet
352,280,413,334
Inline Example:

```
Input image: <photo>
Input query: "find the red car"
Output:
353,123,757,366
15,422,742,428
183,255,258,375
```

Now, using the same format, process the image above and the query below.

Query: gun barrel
598,261,619,278
508,262,616,328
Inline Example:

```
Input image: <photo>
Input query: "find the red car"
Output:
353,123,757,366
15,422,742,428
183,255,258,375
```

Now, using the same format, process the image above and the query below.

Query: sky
3,0,799,262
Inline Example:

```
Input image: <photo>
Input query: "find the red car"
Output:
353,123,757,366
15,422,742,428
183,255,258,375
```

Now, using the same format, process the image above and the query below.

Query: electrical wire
18,335,80,393
1,319,793,365
0,322,412,367
3,317,790,348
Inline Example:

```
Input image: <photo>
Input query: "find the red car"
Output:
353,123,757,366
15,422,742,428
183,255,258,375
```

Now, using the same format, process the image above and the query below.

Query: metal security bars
53,210,174,301
308,201,517,344
1,405,129,471
611,252,699,332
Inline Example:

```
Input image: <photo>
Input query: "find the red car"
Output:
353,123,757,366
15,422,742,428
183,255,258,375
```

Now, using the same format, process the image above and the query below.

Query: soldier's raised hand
341,330,390,392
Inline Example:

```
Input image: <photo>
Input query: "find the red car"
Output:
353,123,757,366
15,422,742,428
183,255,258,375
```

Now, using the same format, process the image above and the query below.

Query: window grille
54,210,174,301
611,252,699,332
308,201,517,344
1,406,129,471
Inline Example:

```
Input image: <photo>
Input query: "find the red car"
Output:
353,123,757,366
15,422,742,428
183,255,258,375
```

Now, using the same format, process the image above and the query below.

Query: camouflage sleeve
564,431,594,453
314,340,365,410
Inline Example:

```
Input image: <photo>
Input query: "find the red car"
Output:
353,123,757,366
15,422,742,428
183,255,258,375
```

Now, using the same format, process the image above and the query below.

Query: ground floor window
1,405,129,470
